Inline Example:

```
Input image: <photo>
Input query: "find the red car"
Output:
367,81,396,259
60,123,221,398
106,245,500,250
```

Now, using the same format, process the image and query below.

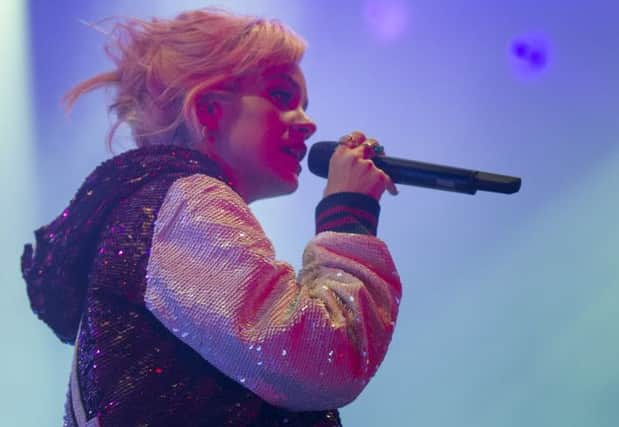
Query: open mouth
281,146,307,163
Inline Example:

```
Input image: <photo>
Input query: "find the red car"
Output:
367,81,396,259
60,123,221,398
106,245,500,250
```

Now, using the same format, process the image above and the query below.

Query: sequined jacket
21,145,402,427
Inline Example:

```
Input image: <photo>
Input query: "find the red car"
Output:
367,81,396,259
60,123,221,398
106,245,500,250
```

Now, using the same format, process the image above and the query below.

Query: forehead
247,63,307,89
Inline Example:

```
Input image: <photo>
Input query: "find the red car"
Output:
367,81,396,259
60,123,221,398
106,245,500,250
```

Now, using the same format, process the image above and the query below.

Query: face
199,64,317,203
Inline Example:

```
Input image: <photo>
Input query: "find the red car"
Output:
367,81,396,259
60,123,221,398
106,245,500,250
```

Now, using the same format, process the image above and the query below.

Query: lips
280,144,307,162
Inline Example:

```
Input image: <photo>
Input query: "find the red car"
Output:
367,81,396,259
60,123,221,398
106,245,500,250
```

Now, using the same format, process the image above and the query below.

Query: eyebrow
275,74,309,111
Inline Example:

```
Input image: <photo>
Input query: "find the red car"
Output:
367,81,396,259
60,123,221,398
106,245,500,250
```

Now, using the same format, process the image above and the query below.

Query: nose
290,110,317,140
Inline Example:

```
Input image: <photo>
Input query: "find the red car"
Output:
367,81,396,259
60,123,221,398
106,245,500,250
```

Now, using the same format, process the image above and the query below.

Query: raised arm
145,173,402,411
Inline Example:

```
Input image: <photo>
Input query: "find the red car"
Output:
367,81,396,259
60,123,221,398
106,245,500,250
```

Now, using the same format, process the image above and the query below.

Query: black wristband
315,192,380,236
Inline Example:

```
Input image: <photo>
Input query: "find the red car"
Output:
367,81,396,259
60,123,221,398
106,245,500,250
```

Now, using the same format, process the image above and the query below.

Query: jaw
243,171,300,203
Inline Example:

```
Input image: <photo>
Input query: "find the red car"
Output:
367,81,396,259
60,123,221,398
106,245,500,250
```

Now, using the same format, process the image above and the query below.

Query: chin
275,179,299,197
283,180,299,195
261,176,299,200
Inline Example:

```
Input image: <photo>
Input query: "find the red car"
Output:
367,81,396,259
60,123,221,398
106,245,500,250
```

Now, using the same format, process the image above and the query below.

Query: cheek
234,105,284,142
253,110,287,156
261,108,287,136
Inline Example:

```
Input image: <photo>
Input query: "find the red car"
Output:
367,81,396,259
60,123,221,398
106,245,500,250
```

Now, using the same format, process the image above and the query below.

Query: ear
195,92,225,133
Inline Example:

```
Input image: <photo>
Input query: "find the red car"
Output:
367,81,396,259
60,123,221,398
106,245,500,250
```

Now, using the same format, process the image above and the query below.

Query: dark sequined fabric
21,145,225,344
23,145,342,426
63,388,77,427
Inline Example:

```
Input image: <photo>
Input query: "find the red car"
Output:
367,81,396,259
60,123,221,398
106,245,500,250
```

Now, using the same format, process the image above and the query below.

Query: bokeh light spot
509,33,551,79
362,0,410,43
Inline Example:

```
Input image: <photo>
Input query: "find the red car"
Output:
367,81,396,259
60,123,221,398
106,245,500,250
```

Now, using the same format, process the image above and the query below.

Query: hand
323,131,399,200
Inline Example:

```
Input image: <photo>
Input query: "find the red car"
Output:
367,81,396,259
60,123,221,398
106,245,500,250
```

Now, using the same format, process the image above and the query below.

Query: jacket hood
21,145,224,344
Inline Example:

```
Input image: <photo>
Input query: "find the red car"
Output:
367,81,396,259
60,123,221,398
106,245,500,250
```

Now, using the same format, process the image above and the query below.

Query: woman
22,8,402,427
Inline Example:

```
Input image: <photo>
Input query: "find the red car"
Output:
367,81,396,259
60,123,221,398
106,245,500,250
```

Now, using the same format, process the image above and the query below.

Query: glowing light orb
509,34,551,78
362,0,410,43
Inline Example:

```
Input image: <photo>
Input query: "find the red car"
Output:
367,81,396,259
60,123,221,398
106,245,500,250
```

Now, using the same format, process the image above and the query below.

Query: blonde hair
64,8,306,151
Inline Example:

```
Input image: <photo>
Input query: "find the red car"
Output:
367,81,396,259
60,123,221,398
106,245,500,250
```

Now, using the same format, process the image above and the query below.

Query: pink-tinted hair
63,8,306,151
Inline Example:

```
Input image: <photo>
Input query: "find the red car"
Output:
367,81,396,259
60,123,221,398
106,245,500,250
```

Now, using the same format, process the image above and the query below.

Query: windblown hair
63,8,306,150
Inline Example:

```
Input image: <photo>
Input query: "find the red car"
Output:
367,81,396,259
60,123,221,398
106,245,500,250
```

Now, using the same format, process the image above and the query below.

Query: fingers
338,134,385,158
339,135,379,159
351,138,398,195
360,138,382,159
335,132,364,158
338,131,366,148
382,172,399,195
334,131,399,198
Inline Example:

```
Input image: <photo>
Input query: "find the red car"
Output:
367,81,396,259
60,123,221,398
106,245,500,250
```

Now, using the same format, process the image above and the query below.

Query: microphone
307,141,521,195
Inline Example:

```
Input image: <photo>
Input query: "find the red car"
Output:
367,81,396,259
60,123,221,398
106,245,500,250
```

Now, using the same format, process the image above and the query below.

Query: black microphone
307,141,521,195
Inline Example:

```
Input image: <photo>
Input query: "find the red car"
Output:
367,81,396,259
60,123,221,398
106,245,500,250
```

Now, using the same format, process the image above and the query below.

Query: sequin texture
23,146,356,426
145,175,402,412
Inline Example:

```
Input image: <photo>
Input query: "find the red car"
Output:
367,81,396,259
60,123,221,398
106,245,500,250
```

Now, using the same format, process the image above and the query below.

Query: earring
201,126,216,144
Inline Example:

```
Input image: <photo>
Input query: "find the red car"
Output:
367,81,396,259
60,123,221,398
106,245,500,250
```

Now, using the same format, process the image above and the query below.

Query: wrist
315,192,380,236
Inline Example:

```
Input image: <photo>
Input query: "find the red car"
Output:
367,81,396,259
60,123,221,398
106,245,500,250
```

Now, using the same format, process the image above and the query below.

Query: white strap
70,323,101,427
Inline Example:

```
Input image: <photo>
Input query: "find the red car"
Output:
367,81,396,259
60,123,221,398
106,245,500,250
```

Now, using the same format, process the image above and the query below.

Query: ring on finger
340,136,364,148
362,139,385,155
338,135,356,147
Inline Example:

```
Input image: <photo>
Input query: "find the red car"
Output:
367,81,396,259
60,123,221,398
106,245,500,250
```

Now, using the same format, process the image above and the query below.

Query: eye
269,89,293,106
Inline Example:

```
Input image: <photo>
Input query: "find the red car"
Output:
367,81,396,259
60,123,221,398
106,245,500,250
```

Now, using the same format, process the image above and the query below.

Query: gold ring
339,135,361,148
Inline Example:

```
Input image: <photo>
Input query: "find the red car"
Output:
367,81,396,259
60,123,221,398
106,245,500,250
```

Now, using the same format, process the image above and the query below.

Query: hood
21,145,224,344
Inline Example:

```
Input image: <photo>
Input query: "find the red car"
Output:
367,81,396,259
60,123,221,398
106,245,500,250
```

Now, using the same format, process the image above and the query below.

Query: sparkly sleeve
145,174,402,411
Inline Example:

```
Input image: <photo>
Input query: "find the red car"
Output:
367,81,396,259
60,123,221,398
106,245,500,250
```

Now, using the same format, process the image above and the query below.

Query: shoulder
164,174,243,207
157,174,262,233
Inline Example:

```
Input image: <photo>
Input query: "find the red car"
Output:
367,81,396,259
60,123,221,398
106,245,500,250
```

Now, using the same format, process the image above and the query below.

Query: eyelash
269,89,293,106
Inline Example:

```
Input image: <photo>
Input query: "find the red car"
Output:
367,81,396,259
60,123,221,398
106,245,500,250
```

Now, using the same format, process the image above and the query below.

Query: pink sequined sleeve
145,174,402,411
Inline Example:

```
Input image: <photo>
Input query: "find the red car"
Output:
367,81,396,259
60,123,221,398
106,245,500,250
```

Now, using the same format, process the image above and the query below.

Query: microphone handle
307,142,522,195
373,156,521,195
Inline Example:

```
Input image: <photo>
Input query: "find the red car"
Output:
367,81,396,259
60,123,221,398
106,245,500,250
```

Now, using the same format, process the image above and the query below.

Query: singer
21,8,402,427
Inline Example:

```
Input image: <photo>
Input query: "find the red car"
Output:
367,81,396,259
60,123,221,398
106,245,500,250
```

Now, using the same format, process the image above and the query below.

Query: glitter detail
25,144,403,425
24,146,343,425
21,145,225,344
145,175,402,412
76,167,341,425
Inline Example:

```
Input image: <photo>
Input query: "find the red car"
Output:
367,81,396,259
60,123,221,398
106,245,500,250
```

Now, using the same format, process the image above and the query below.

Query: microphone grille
307,141,338,179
